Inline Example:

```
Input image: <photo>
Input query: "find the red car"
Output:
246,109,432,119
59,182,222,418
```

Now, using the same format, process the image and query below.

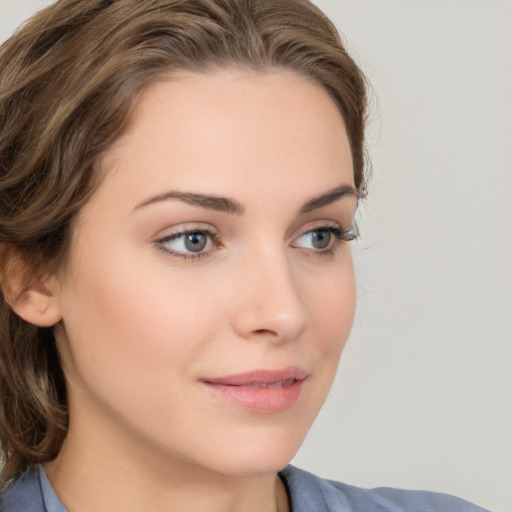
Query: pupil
185,233,207,252
312,230,331,249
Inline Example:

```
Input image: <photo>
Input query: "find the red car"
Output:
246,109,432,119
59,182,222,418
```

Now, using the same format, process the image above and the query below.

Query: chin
187,420,312,478
203,450,297,478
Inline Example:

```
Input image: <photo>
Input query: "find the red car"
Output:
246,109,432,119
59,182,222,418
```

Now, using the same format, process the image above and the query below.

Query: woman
0,1,491,511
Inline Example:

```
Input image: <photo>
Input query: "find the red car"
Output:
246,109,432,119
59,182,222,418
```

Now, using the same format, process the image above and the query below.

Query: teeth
245,378,294,389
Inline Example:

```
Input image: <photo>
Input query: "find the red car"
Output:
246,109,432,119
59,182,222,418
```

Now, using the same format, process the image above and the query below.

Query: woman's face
51,70,358,477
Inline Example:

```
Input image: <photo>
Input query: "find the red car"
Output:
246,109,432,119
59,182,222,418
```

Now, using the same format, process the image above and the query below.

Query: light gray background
1,1,510,511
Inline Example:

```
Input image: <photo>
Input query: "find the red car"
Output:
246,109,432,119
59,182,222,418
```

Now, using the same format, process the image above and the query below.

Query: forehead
97,69,355,217
102,69,353,189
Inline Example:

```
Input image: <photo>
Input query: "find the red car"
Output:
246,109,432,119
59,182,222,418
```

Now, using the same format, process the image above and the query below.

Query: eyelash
155,224,357,262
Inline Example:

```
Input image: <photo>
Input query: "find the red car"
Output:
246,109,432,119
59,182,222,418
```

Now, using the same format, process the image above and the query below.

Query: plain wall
1,1,510,511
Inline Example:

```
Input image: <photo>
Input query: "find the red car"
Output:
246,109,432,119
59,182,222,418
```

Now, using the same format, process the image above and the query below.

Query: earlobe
2,251,62,328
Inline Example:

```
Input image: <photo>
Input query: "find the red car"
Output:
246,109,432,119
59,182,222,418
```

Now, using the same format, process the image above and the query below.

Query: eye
292,226,356,252
156,228,217,259
294,228,334,250
300,229,332,249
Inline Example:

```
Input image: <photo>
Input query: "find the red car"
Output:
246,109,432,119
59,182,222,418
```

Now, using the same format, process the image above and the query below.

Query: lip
201,366,308,413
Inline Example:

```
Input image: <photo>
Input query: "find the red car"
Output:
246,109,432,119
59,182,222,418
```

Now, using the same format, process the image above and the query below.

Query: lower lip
202,379,305,413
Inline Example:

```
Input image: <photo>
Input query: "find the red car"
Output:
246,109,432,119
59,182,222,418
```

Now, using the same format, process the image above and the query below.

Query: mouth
201,367,307,413
242,378,296,389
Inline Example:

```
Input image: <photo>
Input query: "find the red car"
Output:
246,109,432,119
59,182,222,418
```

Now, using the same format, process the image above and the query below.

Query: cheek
309,257,356,350
55,247,217,401
63,243,212,341
314,265,356,386
281,254,356,408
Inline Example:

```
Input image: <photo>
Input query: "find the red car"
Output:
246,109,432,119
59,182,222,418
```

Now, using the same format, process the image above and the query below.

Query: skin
42,69,358,512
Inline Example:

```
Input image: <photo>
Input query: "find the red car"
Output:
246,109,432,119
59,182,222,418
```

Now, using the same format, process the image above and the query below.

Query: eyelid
292,219,355,240
152,222,218,241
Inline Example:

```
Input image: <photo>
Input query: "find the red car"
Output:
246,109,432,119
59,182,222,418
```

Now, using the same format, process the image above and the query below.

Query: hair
0,0,368,484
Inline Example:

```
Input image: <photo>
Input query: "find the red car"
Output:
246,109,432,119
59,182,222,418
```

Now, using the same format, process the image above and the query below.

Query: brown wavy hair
0,0,368,484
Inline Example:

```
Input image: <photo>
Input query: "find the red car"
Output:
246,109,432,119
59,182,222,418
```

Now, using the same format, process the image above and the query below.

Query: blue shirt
0,464,491,511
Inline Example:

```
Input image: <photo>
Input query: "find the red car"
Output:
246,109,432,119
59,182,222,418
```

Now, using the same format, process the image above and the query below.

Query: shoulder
279,465,491,512
0,467,44,512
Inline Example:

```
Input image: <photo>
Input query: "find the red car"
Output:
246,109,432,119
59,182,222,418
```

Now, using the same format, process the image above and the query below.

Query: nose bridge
230,240,311,342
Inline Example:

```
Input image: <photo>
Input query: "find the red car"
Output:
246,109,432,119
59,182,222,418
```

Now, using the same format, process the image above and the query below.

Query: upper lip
202,366,308,386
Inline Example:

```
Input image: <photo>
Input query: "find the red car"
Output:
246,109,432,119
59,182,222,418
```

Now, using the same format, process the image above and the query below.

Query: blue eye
157,229,216,257
295,229,333,250
293,226,355,252
181,232,208,252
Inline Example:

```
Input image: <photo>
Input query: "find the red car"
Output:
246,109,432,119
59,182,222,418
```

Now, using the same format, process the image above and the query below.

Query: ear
2,250,62,327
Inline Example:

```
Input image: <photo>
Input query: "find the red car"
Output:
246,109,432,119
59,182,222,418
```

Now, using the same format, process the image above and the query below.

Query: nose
229,248,311,343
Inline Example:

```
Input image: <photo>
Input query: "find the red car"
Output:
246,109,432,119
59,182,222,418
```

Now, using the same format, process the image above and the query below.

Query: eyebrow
134,191,246,215
299,184,359,214
134,184,359,216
